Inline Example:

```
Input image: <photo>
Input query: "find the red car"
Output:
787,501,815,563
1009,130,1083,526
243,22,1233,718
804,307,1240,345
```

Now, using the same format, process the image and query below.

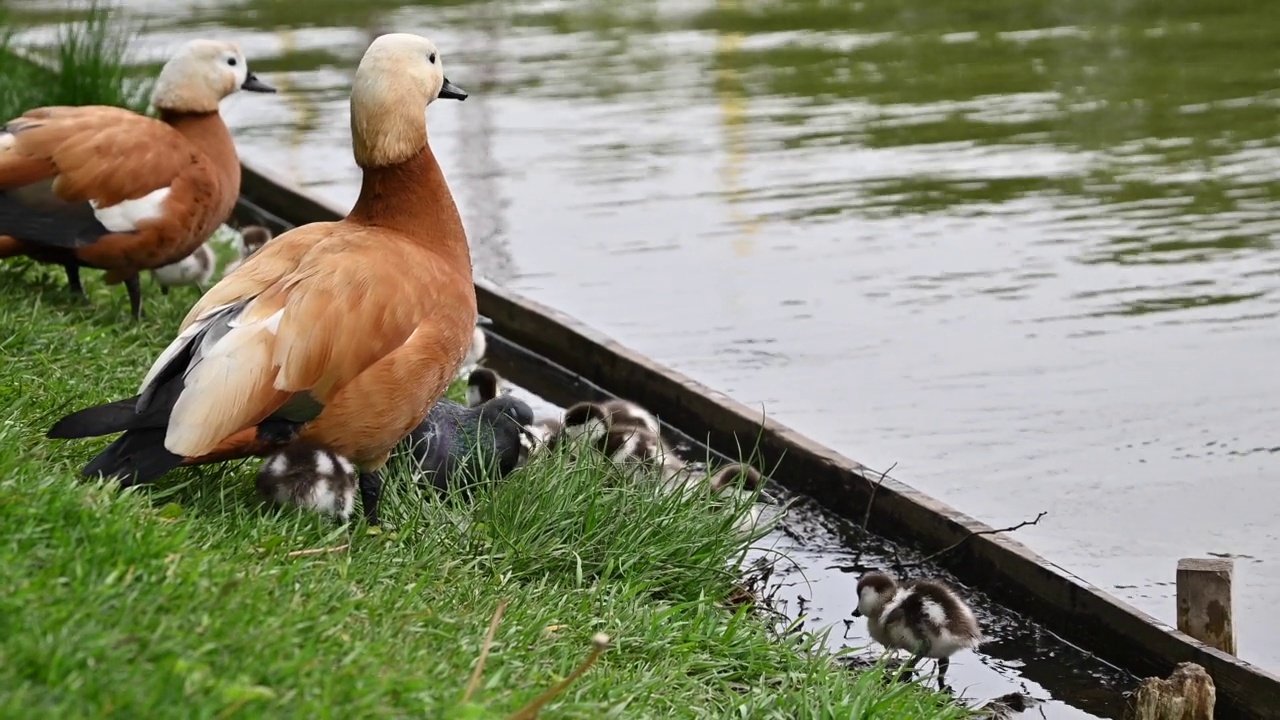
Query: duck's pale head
350,32,468,168
151,39,275,114
853,571,899,619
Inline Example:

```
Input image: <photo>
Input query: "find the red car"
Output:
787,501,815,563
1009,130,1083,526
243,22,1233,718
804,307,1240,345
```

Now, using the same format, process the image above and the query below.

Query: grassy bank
0,10,968,719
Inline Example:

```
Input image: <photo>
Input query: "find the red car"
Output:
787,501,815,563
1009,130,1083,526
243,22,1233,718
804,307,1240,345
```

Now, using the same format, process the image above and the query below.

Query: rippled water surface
10,0,1280,676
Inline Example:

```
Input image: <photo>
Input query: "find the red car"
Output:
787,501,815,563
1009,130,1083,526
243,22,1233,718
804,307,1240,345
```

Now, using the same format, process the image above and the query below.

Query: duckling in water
151,242,215,295
401,394,535,498
256,441,358,523
852,570,983,689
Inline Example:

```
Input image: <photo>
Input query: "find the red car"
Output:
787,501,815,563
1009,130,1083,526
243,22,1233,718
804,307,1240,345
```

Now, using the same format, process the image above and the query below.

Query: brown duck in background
0,39,275,319
47,33,472,527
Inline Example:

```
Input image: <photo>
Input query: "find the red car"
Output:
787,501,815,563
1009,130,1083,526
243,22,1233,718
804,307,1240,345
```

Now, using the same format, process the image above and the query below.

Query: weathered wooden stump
1176,557,1235,655
1127,662,1216,720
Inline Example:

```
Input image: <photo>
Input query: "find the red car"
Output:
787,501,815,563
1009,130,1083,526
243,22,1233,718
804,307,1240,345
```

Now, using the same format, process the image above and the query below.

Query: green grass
0,9,967,719
0,273,971,718
0,0,151,119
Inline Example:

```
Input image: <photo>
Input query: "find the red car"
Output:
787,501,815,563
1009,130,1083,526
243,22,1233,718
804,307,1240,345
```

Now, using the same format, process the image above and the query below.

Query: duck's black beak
241,73,276,93
439,77,468,101
851,608,863,618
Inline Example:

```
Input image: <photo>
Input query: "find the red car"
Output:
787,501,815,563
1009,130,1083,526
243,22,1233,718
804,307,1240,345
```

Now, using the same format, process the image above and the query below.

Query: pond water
9,0,1280,680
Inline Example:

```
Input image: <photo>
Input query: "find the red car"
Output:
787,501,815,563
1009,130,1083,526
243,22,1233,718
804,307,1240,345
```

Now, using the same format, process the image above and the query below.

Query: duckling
554,399,683,477
240,224,273,255
400,394,535,498
852,571,983,689
256,441,358,523
466,367,504,407
151,241,216,294
222,224,273,274
454,326,488,380
704,462,768,534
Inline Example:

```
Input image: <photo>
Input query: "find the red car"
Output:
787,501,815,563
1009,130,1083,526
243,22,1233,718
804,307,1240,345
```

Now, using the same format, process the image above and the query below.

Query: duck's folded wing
0,106,201,251
153,240,461,458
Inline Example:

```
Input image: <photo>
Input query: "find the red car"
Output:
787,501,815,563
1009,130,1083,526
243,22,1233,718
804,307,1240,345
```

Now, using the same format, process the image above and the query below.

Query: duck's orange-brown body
46,32,473,527
0,106,241,278
180,146,477,469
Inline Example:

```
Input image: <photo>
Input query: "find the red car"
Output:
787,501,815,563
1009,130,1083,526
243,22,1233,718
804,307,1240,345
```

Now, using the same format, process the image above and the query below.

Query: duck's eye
227,57,238,67
428,53,437,64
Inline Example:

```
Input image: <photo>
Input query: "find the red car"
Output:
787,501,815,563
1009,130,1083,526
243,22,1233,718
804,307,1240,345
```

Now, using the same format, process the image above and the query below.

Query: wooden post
1176,558,1235,655
1127,662,1216,720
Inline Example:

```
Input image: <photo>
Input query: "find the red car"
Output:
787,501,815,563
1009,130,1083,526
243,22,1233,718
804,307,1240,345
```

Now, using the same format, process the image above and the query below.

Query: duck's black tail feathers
81,428,185,488
47,363,188,486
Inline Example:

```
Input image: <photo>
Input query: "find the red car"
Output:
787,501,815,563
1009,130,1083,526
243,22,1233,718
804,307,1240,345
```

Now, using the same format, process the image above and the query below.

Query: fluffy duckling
151,242,215,294
466,367,504,407
222,224,273,274
256,441,358,523
852,571,983,689
401,394,535,498
46,34,472,528
554,399,682,476
454,325,488,380
0,39,275,319
704,462,768,534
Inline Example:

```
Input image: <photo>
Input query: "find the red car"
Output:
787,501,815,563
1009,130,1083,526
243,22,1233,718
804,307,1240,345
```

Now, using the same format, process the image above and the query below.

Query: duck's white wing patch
91,186,171,232
138,301,239,397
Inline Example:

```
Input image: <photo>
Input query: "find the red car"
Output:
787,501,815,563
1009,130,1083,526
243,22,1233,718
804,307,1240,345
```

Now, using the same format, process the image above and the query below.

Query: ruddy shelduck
0,39,275,319
48,33,473,527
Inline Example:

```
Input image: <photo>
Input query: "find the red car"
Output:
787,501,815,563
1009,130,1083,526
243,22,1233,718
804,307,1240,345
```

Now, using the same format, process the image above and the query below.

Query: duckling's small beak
241,73,276,93
476,315,494,326
439,78,468,101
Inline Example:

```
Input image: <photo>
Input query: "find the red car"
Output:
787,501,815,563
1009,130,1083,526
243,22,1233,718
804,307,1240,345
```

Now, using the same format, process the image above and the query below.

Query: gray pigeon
399,394,535,497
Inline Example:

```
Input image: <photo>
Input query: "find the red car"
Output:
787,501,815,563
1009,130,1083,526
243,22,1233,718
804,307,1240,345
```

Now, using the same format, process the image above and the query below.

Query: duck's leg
358,471,384,527
124,273,144,320
935,657,952,692
64,263,86,299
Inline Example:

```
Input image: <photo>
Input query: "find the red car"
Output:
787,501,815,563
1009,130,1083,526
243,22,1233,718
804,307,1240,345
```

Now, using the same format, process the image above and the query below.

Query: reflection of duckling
255,442,358,523
852,571,983,689
151,242,215,295
466,367,504,407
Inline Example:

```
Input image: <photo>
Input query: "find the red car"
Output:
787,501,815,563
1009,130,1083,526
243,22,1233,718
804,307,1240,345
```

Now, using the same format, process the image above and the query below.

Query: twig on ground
284,544,349,558
892,512,1049,571
463,599,510,704
507,632,611,720
849,462,896,567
